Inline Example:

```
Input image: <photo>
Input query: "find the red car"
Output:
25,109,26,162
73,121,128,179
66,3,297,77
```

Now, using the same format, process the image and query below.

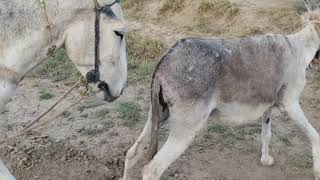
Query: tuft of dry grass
126,32,166,62
122,0,147,18
159,0,185,15
198,0,239,19
205,122,261,154
227,25,264,37
122,0,144,10
259,8,301,33
126,32,167,83
193,0,239,34
96,109,110,119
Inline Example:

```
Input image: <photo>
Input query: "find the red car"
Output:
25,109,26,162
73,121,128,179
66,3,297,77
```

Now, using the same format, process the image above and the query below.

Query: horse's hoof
260,155,274,166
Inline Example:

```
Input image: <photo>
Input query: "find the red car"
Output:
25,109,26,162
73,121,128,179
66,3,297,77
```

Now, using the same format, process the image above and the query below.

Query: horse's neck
0,31,49,79
0,0,93,80
289,24,320,66
47,0,94,27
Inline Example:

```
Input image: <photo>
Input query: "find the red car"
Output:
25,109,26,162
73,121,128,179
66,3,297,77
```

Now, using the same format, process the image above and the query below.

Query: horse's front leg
286,101,320,180
0,81,17,112
0,160,15,180
0,80,17,180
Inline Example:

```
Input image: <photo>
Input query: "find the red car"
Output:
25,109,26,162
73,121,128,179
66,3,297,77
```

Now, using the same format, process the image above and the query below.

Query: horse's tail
146,79,161,161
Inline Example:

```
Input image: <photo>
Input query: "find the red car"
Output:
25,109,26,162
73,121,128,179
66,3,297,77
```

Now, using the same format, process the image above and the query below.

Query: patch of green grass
289,154,313,169
239,143,259,154
128,61,157,83
159,0,185,14
279,136,292,146
39,89,55,100
237,123,261,136
96,109,110,119
208,124,227,134
30,49,81,82
205,122,261,153
314,74,320,82
119,102,141,127
126,32,167,84
205,123,237,145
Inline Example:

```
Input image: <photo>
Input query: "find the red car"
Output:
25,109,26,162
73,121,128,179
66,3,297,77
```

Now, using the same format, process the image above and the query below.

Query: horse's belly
214,102,270,126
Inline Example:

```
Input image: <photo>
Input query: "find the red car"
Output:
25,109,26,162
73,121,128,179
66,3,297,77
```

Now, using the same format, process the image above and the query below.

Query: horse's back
155,35,290,107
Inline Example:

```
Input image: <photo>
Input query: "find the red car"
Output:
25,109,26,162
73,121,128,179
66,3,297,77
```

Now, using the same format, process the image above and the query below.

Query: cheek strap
86,0,120,84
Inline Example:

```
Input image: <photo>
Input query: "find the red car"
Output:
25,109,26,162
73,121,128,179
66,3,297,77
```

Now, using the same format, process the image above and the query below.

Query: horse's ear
304,0,319,11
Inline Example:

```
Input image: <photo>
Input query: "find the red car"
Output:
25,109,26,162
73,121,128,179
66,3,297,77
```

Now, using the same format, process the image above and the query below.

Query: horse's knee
126,143,139,160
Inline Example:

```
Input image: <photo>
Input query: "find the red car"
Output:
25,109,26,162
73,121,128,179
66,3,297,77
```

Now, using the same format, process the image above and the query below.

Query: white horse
0,0,127,179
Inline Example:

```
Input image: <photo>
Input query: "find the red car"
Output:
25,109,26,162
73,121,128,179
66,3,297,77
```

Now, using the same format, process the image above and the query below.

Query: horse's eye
114,31,124,39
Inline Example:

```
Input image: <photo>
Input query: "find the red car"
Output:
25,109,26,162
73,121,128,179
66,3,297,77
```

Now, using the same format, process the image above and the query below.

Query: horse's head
65,0,127,102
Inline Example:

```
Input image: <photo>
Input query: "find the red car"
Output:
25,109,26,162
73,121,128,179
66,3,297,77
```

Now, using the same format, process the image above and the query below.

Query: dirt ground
1,0,320,179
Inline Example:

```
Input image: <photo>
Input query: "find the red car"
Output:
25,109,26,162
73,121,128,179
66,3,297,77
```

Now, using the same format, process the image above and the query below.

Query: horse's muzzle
98,81,120,102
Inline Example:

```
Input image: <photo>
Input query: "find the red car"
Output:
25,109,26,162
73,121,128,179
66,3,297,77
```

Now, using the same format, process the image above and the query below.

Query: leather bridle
86,0,122,84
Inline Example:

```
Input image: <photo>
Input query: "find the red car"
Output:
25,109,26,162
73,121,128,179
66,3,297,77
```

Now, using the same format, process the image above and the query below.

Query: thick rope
0,78,88,145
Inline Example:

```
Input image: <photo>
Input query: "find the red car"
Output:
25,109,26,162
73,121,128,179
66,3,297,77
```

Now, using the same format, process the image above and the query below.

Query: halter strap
86,0,120,83
312,21,320,39
39,0,56,57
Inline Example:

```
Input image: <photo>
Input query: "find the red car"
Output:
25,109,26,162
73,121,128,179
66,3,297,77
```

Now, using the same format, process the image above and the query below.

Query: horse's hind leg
260,109,274,166
123,107,153,180
142,102,214,180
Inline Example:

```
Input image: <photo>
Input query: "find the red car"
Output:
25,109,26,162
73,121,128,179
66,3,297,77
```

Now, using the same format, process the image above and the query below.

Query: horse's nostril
98,83,103,90
98,82,108,90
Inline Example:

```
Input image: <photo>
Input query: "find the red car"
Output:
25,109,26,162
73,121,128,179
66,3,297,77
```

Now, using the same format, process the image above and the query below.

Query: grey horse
123,0,320,180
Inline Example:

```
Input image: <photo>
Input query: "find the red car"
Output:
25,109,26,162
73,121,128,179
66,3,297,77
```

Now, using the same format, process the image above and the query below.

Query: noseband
86,0,121,84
